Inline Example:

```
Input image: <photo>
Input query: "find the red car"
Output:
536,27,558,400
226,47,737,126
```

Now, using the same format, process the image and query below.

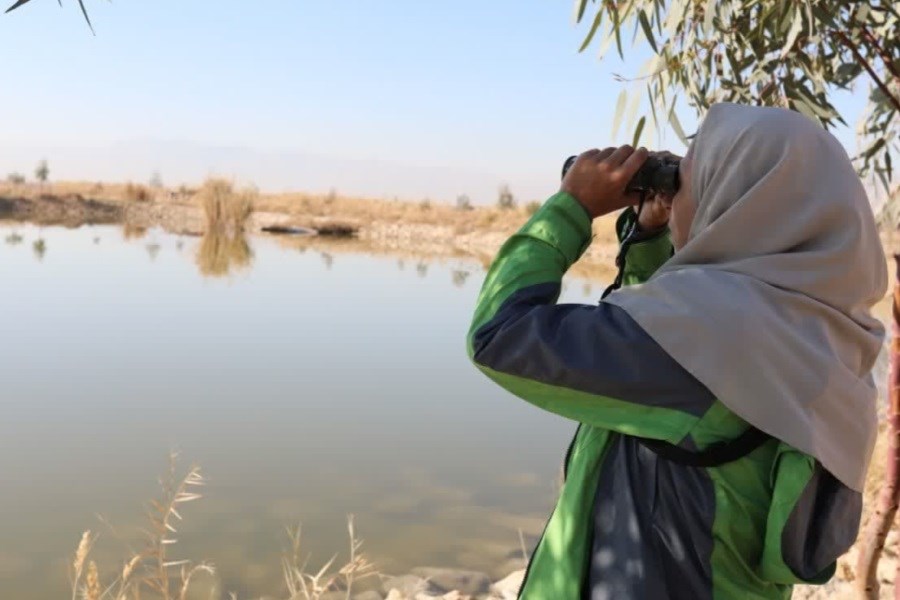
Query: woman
467,103,887,599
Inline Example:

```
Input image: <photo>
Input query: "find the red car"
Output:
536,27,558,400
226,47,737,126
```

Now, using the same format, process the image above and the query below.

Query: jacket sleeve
467,192,714,443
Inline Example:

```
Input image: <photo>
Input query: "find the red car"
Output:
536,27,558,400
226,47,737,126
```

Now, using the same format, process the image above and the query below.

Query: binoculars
561,153,680,197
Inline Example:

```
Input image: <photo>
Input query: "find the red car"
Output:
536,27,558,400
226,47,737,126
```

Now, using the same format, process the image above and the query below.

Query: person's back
467,103,886,598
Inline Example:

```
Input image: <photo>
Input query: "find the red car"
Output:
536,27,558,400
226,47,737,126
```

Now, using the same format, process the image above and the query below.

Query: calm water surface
0,224,607,598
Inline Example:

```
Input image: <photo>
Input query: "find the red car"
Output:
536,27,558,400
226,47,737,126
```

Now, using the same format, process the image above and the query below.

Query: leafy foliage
574,0,899,198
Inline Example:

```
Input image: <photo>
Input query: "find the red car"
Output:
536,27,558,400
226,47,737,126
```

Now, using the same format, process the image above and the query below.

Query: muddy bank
0,193,122,227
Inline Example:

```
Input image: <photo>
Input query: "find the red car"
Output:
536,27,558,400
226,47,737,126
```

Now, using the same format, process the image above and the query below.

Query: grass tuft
198,178,255,236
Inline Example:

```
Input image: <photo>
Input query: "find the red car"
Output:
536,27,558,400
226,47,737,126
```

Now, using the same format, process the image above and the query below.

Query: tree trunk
856,254,900,599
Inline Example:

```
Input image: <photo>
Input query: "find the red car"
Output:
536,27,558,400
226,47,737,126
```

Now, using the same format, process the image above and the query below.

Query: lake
0,223,607,599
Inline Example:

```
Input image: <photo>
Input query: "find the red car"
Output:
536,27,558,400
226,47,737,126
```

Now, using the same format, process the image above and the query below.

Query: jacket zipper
516,424,582,598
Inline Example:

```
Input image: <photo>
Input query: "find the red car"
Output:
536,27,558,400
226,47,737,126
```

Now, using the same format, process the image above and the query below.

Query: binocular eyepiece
562,153,680,197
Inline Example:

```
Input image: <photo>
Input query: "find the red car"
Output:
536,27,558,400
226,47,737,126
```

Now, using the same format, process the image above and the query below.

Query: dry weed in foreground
281,516,378,600
69,451,213,600
70,453,378,600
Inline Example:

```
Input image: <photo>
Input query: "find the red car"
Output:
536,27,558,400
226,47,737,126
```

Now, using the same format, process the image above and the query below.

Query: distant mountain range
0,140,553,205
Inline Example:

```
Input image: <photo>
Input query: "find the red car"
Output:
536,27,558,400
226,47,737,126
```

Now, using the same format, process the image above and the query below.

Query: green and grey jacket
467,192,861,600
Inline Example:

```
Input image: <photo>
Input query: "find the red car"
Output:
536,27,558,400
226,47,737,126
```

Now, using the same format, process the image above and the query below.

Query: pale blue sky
0,1,870,202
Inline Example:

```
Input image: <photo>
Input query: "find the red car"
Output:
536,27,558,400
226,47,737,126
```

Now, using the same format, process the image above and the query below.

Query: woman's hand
561,146,649,219
636,192,672,232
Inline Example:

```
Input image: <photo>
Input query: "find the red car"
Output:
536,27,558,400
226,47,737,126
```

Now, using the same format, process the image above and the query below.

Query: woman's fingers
606,145,635,166
618,146,649,180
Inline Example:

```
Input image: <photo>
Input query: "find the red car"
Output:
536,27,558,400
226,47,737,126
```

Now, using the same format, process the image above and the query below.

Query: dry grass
69,453,379,600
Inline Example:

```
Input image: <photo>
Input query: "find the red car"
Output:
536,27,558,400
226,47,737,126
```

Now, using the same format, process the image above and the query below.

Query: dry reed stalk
71,531,97,600
83,561,101,600
280,516,378,600
178,562,215,600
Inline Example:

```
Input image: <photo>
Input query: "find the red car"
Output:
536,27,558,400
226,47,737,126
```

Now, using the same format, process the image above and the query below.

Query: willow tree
573,1,898,598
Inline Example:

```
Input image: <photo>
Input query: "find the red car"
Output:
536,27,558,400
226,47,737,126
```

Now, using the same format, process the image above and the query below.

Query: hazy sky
0,1,871,203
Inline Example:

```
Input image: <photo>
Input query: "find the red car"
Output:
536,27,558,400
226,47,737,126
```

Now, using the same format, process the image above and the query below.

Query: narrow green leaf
626,89,642,132
780,9,803,58
793,84,836,119
864,138,887,160
638,10,658,53
647,86,659,129
703,0,717,33
664,0,685,35
654,0,662,35
612,89,628,140
5,0,33,13
575,0,589,23
76,0,93,33
668,103,689,146
632,116,647,147
579,9,605,52
612,7,624,59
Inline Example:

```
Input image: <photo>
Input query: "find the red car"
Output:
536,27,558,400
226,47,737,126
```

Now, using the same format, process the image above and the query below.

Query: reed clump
198,178,255,236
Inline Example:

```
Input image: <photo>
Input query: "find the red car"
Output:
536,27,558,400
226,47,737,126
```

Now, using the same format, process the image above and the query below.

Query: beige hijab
606,103,887,491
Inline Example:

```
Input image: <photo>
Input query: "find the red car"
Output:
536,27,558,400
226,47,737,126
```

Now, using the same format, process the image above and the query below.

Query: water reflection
123,223,148,240
32,239,46,261
146,243,161,261
452,270,470,288
196,232,253,277
416,262,428,278
321,252,334,270
93,236,101,245
5,232,23,245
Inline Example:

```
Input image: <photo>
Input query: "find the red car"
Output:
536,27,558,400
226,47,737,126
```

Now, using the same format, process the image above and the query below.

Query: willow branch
833,30,900,113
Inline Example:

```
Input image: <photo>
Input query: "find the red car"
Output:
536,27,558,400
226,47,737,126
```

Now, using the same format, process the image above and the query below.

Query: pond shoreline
0,185,623,281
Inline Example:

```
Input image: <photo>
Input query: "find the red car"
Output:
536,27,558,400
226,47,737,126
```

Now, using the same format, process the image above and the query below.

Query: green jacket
467,192,861,599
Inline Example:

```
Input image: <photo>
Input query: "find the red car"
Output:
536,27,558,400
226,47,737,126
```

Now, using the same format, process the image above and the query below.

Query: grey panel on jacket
782,463,862,580
472,283,716,417
585,434,715,600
